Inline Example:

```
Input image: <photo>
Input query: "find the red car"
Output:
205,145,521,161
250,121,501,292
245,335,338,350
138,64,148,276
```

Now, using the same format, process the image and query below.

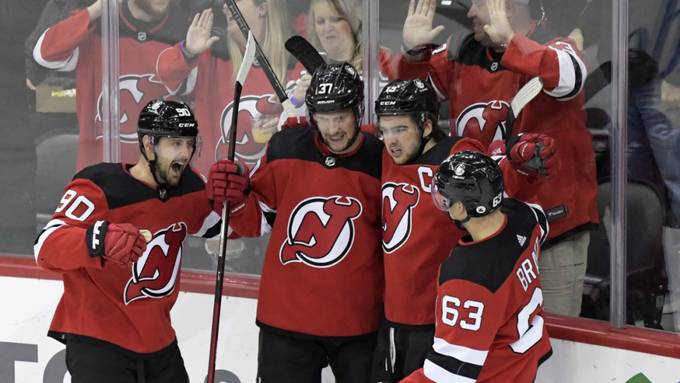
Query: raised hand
185,8,220,56
402,0,445,50
483,0,515,48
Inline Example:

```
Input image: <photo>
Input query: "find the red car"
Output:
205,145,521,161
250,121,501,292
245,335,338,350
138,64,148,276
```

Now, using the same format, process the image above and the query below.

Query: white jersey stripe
34,219,67,262
424,359,477,383
432,337,488,366
544,47,576,99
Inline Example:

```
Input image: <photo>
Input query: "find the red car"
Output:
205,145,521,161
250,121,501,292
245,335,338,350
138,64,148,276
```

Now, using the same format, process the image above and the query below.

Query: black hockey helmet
306,62,364,124
432,151,504,218
375,78,439,128
138,100,199,140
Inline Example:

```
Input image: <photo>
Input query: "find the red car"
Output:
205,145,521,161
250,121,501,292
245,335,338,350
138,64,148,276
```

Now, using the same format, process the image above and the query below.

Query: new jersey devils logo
455,100,510,147
279,196,363,268
218,94,283,166
124,223,187,305
96,74,169,144
382,183,420,253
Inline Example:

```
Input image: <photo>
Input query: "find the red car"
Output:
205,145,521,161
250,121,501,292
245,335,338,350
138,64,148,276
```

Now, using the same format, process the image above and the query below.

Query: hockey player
373,78,556,382
208,62,382,382
402,150,552,383
32,0,189,170
399,0,598,316
34,100,225,382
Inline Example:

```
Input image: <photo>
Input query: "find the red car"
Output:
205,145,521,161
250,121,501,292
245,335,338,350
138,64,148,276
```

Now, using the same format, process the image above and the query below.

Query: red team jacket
382,137,543,327
398,26,598,240
156,46,306,173
229,127,383,338
34,163,219,353
402,199,552,383
33,6,187,170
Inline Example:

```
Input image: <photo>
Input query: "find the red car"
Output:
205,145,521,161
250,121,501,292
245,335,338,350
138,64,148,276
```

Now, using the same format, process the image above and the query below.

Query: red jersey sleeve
34,179,109,272
33,9,93,71
155,43,201,95
501,35,587,101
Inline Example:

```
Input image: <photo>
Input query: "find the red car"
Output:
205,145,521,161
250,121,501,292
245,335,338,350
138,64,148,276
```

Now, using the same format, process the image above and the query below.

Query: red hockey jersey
156,46,306,174
402,199,552,383
398,26,598,240
229,127,383,337
34,163,219,353
382,138,540,326
33,6,187,170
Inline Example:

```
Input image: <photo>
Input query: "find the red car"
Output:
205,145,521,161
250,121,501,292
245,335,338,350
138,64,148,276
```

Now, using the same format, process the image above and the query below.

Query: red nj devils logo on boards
96,74,169,143
279,196,363,268
455,100,510,147
219,94,283,166
124,223,187,305
382,183,420,253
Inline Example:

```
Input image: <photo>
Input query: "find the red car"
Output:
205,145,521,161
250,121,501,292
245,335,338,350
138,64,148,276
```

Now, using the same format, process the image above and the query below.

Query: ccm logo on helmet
279,196,363,268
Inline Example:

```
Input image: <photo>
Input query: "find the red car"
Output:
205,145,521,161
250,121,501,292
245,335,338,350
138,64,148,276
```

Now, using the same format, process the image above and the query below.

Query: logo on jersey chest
382,183,420,253
123,223,187,304
219,94,283,166
96,74,168,143
279,196,363,268
455,100,510,146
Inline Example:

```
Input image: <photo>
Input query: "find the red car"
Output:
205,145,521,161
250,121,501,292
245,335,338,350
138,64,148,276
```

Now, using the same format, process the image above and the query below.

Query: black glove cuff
86,220,109,257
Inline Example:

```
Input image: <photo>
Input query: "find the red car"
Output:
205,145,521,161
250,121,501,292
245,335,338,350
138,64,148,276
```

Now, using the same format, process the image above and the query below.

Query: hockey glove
86,221,147,266
507,133,559,175
207,159,250,214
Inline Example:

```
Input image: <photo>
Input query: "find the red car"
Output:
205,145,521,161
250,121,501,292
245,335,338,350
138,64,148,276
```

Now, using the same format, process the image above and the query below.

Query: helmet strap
453,214,472,230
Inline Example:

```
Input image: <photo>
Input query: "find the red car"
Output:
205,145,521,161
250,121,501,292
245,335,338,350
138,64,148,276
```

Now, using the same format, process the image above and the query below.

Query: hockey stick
504,76,543,138
223,0,296,117
504,76,546,173
207,31,257,383
285,35,326,74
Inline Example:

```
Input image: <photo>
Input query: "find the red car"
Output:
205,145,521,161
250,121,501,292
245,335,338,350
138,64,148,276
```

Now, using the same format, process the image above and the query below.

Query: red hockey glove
507,133,559,175
86,221,147,266
207,159,250,214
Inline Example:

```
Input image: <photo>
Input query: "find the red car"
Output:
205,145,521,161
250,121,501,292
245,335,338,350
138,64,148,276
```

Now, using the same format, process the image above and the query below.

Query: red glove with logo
86,221,147,266
207,159,250,214
507,133,559,175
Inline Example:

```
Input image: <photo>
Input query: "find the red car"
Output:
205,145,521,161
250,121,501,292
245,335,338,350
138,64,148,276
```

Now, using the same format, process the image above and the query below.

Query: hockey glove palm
507,133,559,175
207,160,249,214
86,221,147,266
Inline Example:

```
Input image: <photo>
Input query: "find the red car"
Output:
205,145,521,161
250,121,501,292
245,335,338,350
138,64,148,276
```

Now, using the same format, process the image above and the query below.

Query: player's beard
133,0,170,20
155,158,187,187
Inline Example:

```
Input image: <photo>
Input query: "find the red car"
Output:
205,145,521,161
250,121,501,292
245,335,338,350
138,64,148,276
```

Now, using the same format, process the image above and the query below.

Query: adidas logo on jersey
516,234,527,246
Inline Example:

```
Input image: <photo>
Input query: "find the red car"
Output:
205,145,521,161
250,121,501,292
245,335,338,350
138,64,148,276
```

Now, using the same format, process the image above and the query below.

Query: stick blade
236,31,256,85
510,76,543,116
285,35,326,73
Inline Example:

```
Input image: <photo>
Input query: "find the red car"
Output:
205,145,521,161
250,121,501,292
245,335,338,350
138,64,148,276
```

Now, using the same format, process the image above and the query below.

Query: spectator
34,100,224,382
399,0,598,317
33,0,189,170
304,0,398,88
157,1,305,172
